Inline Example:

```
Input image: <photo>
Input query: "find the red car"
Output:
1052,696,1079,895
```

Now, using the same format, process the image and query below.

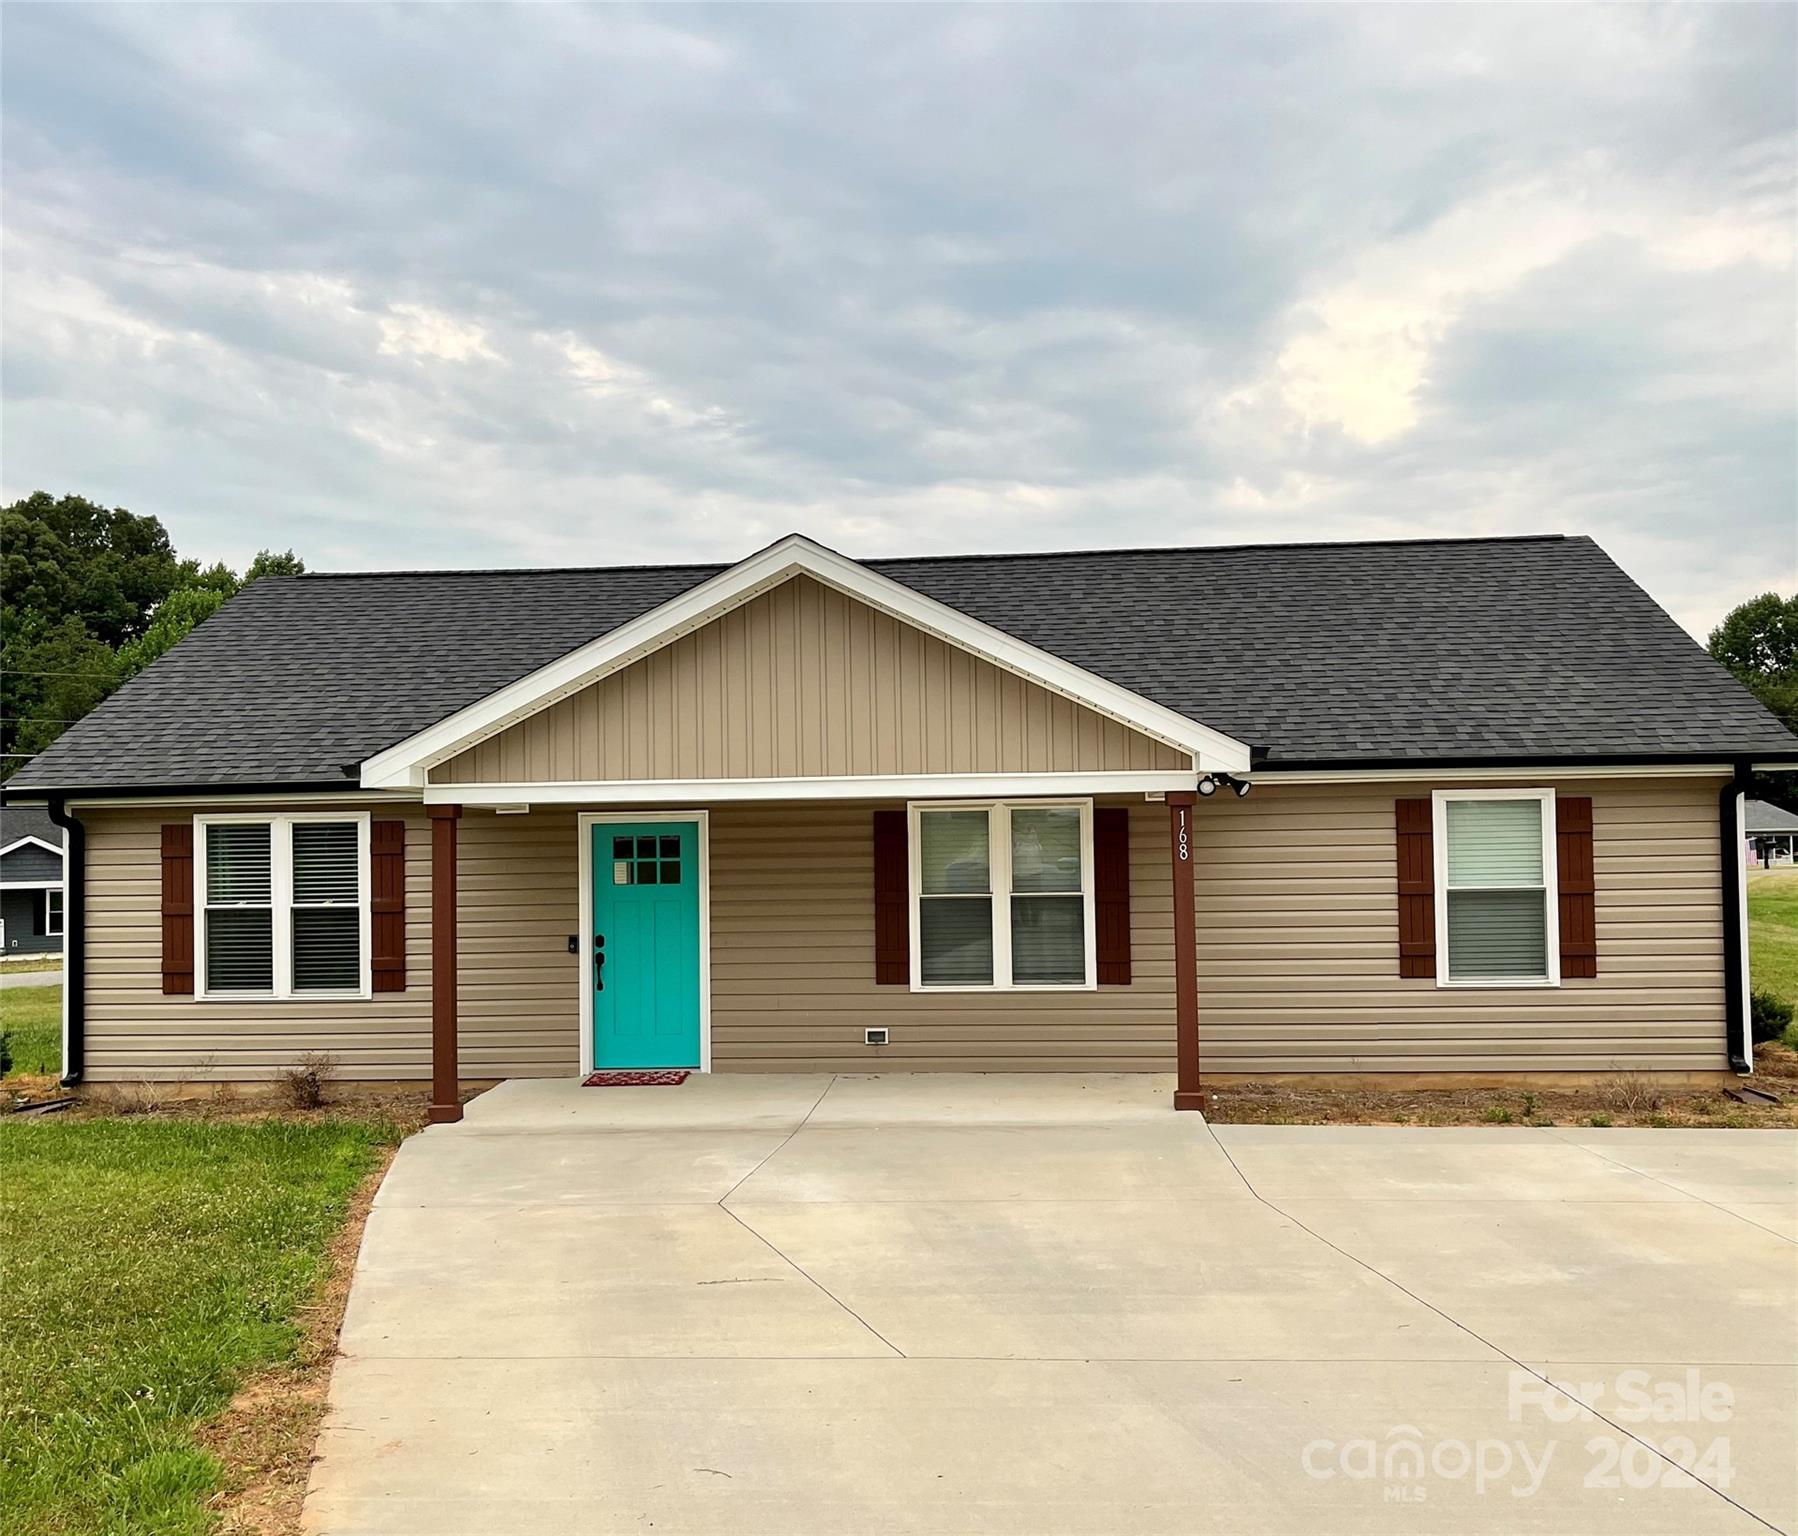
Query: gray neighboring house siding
1,807,65,957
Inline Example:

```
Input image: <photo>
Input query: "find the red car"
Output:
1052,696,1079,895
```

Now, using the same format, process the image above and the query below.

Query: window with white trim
1433,789,1558,986
911,801,1094,989
45,889,63,937
198,815,370,998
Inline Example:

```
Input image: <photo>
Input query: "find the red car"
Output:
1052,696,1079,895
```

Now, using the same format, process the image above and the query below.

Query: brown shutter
1555,795,1598,979
371,819,408,992
873,809,910,984
1094,806,1132,984
161,823,195,995
1395,798,1436,979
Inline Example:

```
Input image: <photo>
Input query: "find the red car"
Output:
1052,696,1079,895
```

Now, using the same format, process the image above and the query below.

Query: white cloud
0,3,1790,635
377,303,498,363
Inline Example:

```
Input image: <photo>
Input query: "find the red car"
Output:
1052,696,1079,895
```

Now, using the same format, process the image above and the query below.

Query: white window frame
908,798,1097,992
195,811,372,1001
1431,788,1560,989
45,888,63,937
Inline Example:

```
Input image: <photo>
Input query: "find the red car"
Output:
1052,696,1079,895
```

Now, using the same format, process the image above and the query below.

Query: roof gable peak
359,534,1249,788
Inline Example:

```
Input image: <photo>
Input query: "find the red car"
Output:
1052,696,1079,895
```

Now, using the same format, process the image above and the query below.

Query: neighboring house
5,532,1796,1113
1746,798,1798,867
0,805,65,958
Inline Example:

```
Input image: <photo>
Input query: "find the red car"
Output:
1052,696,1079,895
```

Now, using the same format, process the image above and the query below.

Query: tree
0,492,183,648
2,490,307,777
244,549,305,582
1708,591,1798,810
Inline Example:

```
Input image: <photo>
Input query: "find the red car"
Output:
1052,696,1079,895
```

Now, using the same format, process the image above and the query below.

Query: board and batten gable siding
74,775,1728,1081
2,842,64,884
431,574,1186,785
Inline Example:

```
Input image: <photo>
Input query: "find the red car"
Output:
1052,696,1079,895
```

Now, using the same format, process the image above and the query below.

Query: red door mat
581,1070,691,1087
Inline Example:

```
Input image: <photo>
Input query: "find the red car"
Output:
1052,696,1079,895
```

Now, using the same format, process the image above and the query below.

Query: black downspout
1719,764,1752,1074
46,797,84,1087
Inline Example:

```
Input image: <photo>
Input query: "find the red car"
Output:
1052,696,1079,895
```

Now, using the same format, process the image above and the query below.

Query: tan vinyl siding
1192,777,1728,1074
432,575,1185,784
78,775,1729,1082
83,801,434,1082
709,800,1174,1071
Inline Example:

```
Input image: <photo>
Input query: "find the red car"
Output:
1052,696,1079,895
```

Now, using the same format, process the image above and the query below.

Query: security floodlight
1196,776,1218,796
1232,778,1253,799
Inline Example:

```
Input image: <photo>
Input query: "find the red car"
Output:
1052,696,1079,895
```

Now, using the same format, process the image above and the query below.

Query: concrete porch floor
305,1074,1798,1535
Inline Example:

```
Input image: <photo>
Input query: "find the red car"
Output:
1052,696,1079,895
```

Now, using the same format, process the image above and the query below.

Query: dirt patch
48,1081,446,1130
1205,1043,1798,1128
197,1144,398,1535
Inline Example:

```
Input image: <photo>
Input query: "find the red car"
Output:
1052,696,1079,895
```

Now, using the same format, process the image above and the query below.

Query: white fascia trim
0,879,64,891
426,771,1197,806
1248,763,1734,785
0,835,62,858
360,533,1250,788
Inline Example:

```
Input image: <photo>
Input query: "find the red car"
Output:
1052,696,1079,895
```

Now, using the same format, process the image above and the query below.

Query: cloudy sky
3,4,1793,634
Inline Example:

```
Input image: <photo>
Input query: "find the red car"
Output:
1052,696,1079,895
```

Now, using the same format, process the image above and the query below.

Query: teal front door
591,821,702,1068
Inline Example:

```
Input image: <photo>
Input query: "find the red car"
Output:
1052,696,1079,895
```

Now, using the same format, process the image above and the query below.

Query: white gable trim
0,835,63,859
359,534,1250,788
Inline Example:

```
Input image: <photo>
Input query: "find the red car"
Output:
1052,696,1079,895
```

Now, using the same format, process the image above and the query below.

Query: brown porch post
427,804,463,1125
1168,791,1205,1112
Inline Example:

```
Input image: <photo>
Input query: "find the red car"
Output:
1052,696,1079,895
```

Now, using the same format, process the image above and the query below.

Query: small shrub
1750,989,1794,1046
276,1052,338,1111
1586,1113,1612,1128
1481,1106,1513,1124
1520,1092,1537,1118
1602,1071,1664,1116
1644,1112,1672,1129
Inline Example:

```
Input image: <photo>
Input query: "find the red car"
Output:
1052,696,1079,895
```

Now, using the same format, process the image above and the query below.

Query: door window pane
920,811,989,895
920,898,993,985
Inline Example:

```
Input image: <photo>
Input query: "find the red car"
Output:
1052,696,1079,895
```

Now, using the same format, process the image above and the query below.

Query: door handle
593,935,605,992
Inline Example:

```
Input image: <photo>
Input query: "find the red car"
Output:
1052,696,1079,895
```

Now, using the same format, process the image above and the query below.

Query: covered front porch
419,787,1211,1123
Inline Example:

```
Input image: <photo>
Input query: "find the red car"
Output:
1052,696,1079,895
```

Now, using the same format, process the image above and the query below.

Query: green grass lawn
1748,869,1798,1001
0,1117,401,1535
2,983,62,1078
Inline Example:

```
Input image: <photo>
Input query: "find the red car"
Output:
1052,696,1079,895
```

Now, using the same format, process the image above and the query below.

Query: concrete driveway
306,1075,1797,1535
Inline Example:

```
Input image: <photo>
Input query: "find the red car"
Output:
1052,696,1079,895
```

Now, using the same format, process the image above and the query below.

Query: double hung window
1434,790,1558,986
198,814,370,998
911,801,1094,989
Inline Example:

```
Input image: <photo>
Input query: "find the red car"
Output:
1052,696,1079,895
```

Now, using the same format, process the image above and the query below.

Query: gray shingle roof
7,533,1794,793
1746,799,1798,834
0,805,62,848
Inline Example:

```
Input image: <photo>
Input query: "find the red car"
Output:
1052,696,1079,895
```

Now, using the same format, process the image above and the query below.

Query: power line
0,668,122,679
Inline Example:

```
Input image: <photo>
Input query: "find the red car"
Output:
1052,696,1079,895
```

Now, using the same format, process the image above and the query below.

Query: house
1745,799,1798,867
0,805,65,958
4,532,1795,1116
